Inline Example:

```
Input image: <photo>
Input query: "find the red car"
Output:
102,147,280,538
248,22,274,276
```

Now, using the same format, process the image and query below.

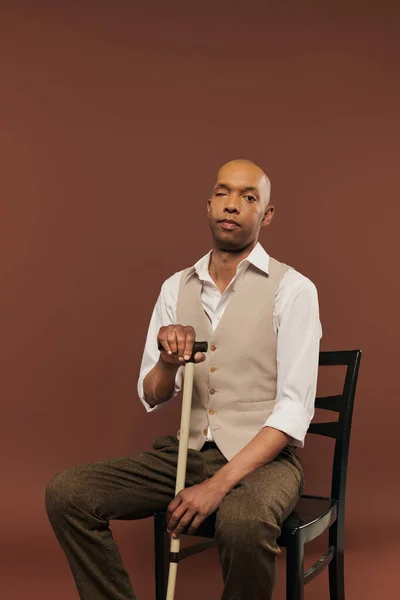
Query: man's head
207,159,274,252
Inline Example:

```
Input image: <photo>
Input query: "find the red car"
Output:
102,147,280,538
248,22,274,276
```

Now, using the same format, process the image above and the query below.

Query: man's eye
245,195,256,202
215,192,227,196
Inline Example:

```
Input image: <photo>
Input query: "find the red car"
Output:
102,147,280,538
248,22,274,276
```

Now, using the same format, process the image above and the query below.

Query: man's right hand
157,325,206,365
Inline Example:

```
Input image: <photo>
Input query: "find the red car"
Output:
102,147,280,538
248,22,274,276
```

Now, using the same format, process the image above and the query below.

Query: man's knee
215,507,281,552
45,465,90,523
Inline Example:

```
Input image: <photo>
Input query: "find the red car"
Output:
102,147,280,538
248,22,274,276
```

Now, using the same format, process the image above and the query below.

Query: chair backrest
308,350,362,505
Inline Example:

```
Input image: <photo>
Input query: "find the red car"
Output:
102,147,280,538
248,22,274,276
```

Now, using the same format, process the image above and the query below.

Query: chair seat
278,496,337,546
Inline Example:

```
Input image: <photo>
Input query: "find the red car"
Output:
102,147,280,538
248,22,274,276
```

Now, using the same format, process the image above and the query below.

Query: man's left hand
167,480,227,536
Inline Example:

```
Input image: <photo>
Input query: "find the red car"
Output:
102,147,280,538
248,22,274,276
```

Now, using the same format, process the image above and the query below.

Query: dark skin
143,159,290,536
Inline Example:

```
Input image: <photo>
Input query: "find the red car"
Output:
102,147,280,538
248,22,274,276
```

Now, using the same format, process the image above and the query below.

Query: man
46,159,322,600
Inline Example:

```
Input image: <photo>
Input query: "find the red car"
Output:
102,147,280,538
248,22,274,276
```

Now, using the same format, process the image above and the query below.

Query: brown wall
1,1,399,598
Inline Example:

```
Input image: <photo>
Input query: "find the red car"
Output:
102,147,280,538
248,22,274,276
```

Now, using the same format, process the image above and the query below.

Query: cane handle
158,340,208,363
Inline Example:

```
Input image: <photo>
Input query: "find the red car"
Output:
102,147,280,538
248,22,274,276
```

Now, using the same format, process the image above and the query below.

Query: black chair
154,349,362,600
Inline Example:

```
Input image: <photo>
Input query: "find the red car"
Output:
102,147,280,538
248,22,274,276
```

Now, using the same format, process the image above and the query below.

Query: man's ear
261,205,274,227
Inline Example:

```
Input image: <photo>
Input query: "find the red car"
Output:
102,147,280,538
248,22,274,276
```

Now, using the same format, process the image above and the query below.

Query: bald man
46,159,322,600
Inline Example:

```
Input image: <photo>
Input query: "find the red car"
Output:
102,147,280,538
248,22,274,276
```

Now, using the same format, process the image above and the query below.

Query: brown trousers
45,436,303,600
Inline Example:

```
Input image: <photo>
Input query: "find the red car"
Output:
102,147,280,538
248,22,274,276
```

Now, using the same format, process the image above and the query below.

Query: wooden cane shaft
166,536,181,600
175,361,194,494
166,561,178,600
166,360,195,600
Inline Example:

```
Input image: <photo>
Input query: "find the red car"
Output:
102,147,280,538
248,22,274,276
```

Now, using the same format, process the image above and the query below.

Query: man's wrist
208,467,237,495
158,355,180,373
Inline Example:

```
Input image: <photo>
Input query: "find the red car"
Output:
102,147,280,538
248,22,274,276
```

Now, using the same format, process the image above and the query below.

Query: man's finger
194,352,206,363
175,326,187,360
186,513,206,535
183,327,195,361
167,503,188,533
173,510,196,535
166,328,178,354
167,494,182,518
158,327,172,355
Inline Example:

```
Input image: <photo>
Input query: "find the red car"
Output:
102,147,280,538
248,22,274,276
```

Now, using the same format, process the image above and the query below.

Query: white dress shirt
137,242,322,447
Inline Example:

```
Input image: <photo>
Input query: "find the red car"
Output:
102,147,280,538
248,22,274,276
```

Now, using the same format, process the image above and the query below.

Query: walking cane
158,340,208,600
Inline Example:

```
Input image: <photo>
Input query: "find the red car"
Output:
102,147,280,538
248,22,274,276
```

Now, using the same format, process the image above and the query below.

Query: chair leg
286,534,304,600
154,514,168,600
329,550,345,600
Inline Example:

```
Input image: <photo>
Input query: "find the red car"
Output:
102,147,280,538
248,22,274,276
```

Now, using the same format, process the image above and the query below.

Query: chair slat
304,546,336,584
308,421,340,439
315,395,342,412
318,349,359,366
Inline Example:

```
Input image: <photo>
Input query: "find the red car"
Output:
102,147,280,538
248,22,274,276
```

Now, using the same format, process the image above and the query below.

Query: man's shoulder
278,264,319,300
160,270,182,294
160,266,194,301
267,254,316,289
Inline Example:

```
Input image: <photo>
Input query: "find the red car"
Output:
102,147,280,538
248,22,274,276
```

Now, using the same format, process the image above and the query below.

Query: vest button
203,428,208,435
210,345,216,352
210,367,216,373
209,409,215,415
209,388,216,395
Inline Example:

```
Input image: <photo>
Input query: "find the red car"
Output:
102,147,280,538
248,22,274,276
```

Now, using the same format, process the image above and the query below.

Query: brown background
1,1,399,598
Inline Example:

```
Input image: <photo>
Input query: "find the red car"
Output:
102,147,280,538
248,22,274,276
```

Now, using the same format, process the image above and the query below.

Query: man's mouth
218,219,241,229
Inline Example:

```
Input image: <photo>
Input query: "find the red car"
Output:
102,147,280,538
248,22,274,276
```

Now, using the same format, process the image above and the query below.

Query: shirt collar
185,242,270,282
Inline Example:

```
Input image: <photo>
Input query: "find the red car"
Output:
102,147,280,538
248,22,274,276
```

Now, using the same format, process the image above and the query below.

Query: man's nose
224,194,240,213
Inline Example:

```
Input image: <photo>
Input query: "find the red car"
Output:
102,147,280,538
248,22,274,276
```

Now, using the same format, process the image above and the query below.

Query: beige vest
176,256,291,460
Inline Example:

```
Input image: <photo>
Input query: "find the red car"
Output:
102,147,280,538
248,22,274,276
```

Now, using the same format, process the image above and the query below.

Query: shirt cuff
137,377,164,413
263,400,312,448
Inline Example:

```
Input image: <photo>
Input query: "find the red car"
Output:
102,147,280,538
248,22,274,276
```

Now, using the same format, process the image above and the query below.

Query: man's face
207,162,272,251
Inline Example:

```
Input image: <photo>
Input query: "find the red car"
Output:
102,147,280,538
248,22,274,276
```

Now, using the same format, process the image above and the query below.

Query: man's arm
143,358,181,408
137,275,182,412
208,427,290,492
143,324,206,407
138,275,206,408
167,427,291,535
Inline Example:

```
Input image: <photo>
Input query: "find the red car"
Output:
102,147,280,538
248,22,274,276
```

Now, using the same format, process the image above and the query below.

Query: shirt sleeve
137,273,184,412
263,273,322,446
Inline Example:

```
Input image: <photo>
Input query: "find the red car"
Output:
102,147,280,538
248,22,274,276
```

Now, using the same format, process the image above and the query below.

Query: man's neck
208,241,258,293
